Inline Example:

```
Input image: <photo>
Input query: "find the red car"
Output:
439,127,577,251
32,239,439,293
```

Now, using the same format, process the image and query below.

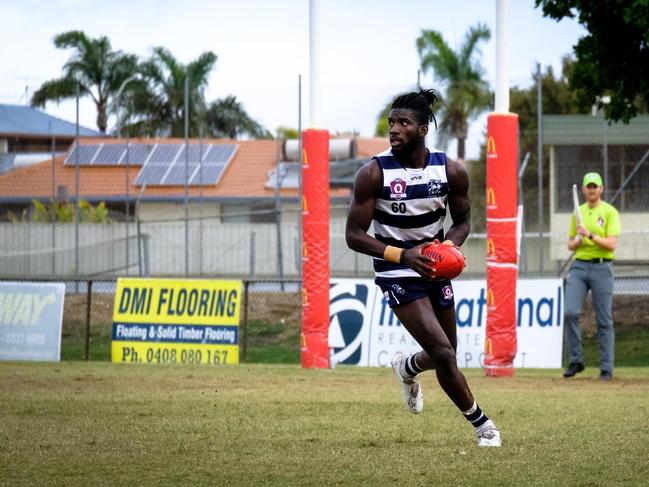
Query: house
0,134,388,277
0,136,388,222
0,103,102,175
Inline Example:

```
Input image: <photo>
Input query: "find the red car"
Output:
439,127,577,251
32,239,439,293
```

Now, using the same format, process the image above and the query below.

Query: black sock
404,354,424,377
463,402,490,429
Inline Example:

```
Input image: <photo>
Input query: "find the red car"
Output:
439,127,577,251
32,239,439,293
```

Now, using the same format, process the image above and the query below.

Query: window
554,144,649,211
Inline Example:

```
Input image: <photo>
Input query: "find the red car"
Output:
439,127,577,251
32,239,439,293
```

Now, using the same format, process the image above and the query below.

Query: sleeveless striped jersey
373,148,449,279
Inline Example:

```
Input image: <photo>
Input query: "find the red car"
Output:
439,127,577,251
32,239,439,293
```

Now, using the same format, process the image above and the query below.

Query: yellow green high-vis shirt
569,201,621,260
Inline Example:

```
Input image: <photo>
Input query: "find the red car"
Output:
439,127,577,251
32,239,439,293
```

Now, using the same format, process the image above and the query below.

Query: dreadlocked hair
390,88,439,129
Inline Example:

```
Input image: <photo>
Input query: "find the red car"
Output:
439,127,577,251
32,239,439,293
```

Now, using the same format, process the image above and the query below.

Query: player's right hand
402,243,437,280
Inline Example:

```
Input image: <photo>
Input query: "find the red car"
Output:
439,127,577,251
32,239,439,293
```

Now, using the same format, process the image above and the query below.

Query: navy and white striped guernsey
373,147,449,279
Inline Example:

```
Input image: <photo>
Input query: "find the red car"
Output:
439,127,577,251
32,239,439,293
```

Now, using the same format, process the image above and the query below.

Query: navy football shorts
374,277,455,308
375,276,455,309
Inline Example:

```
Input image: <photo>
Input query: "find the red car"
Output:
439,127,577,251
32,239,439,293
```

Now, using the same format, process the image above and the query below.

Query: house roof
0,136,383,202
0,104,103,138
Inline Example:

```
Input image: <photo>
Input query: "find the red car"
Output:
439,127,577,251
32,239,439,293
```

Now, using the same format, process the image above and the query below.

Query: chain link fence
1,277,302,363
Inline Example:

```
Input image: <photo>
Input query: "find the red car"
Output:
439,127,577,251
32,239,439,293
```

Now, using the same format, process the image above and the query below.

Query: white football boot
391,352,423,414
476,420,502,447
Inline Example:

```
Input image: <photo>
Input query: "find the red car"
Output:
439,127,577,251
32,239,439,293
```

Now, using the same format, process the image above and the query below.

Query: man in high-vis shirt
564,172,620,380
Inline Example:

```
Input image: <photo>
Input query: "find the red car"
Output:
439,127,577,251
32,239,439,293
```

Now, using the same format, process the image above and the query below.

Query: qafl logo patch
390,178,407,200
442,285,454,301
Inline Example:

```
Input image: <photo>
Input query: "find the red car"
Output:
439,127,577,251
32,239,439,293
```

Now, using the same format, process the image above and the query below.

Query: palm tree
123,47,217,137
205,96,271,139
416,24,492,160
31,31,138,133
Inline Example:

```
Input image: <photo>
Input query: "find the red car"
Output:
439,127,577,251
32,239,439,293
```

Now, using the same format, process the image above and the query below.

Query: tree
416,23,492,160
205,96,271,139
374,100,392,137
31,31,138,133
123,48,217,137
276,127,300,139
535,0,649,122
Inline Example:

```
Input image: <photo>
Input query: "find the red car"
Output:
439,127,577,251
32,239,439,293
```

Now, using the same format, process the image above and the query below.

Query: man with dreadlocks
345,89,501,447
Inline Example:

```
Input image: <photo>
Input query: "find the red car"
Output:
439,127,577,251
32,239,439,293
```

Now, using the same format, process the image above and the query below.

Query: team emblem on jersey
427,179,443,197
390,178,407,200
597,217,605,227
442,285,454,300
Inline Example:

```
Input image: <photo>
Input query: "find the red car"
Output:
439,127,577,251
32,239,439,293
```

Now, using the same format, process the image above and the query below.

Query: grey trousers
564,260,615,372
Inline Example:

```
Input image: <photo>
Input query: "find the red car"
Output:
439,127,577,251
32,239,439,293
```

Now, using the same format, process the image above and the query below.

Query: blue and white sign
0,282,65,361
329,278,563,369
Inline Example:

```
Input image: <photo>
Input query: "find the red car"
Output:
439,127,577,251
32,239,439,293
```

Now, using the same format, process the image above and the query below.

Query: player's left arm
444,158,471,247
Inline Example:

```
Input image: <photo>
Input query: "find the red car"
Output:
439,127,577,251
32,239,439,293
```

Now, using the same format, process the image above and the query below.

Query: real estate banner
112,278,241,365
0,281,65,361
329,278,563,369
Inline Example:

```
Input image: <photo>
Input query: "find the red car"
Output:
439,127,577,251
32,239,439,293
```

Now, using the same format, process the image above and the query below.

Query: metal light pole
536,62,544,274
75,83,80,283
184,76,190,276
115,74,140,275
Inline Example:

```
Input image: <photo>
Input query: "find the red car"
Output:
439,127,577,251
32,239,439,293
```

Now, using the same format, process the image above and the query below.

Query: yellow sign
112,278,242,365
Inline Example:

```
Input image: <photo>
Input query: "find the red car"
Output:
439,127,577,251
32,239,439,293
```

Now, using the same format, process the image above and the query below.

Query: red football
421,242,466,279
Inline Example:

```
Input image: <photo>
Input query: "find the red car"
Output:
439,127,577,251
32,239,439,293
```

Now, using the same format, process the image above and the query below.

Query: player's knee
429,344,456,368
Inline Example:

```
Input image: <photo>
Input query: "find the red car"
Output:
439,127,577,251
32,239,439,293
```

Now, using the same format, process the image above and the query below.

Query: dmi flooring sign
329,279,563,368
0,281,65,361
112,278,241,365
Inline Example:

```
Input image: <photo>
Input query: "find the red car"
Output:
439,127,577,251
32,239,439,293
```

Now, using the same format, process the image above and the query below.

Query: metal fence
1,277,301,363
3,270,648,364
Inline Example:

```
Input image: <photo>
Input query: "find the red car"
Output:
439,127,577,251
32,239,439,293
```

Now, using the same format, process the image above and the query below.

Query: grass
61,320,649,368
583,327,649,367
1,363,648,486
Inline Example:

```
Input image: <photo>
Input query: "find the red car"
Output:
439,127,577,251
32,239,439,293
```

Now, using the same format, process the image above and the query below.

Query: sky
0,0,585,159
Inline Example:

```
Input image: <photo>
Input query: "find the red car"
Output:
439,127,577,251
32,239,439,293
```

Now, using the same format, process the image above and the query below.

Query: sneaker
390,352,423,414
599,370,613,381
563,362,585,378
476,420,502,447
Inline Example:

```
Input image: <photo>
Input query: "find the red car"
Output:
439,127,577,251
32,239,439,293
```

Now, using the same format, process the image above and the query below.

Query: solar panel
63,142,154,166
176,145,204,163
148,144,181,163
93,144,126,165
163,164,198,185
134,164,168,186
204,144,237,163
134,143,238,186
122,144,152,165
64,144,101,165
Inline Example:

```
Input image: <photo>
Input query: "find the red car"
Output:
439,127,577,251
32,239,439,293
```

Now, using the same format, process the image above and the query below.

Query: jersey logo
597,217,605,227
442,285,454,300
390,178,407,200
391,283,406,295
427,179,443,197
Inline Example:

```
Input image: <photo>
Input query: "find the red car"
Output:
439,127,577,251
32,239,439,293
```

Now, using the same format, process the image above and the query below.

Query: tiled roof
0,104,103,138
356,137,389,157
0,137,352,201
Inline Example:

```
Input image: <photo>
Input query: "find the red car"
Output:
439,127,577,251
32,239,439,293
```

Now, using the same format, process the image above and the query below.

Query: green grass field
2,363,648,486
